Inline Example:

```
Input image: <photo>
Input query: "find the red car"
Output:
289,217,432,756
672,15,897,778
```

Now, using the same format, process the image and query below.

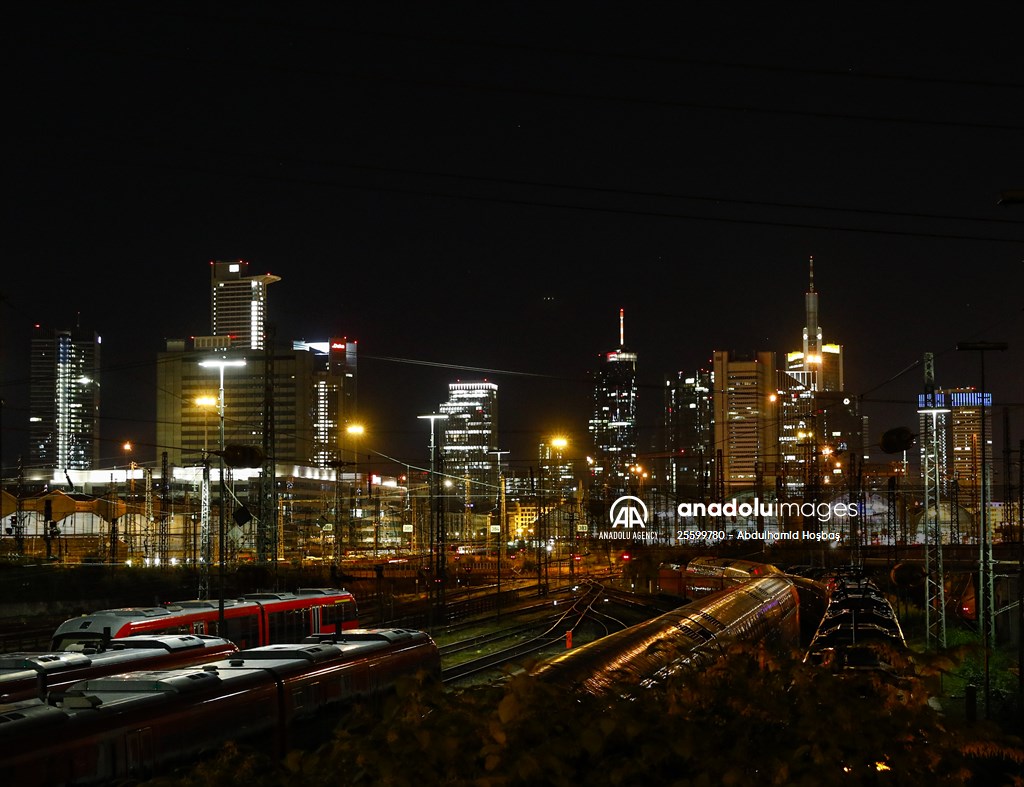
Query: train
804,571,907,672
531,575,800,695
50,587,358,651
0,628,440,786
657,555,784,599
0,633,237,703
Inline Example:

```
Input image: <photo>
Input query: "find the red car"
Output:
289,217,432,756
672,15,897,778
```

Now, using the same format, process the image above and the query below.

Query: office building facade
663,368,713,500
712,350,777,498
439,381,499,511
210,260,281,350
588,310,638,500
28,325,101,472
156,339,319,468
777,257,861,498
918,388,992,516
294,339,359,467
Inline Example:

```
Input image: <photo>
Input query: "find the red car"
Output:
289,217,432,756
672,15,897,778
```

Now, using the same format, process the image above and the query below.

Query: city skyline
3,6,1023,481
3,265,1018,491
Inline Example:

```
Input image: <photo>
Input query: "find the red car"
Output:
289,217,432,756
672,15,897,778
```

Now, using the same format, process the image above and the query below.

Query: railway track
440,580,626,684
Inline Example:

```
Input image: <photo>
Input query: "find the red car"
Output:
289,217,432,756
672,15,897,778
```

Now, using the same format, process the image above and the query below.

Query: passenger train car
657,555,783,599
50,587,357,651
531,575,800,695
0,634,237,703
0,629,439,786
804,572,906,672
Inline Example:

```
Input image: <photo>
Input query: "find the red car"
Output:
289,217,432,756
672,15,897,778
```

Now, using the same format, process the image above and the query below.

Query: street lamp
195,396,218,452
346,424,365,552
195,396,217,572
199,357,246,632
549,437,569,585
418,413,448,627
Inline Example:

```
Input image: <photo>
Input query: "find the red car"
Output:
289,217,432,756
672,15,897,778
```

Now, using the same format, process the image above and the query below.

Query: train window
224,614,260,649
319,600,350,633
267,609,305,644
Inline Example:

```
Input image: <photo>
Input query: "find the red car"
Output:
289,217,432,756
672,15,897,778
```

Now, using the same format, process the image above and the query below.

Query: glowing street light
343,423,367,555
194,396,218,570
347,423,365,495
195,396,218,453
198,357,246,628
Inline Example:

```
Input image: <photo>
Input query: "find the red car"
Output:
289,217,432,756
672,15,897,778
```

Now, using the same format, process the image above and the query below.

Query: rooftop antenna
803,256,821,362
619,308,625,348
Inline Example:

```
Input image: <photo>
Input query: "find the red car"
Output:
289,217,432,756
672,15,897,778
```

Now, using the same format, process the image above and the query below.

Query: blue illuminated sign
917,392,992,408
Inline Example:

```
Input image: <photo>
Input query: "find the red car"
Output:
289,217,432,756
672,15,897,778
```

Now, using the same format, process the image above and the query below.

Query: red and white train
0,633,237,703
50,587,358,651
0,628,439,786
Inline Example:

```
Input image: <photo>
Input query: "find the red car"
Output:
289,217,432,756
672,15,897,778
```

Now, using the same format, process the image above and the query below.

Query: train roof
295,587,353,597
162,598,261,611
79,606,175,619
0,699,70,733
67,667,228,695
230,643,342,662
685,556,783,576
0,652,93,675
532,576,798,695
236,587,353,602
103,634,234,652
311,628,426,644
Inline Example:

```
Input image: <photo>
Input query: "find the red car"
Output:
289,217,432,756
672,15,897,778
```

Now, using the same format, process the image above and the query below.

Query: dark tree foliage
141,645,1024,787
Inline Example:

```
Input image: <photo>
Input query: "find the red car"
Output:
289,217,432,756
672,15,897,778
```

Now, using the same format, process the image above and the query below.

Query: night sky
3,4,1024,480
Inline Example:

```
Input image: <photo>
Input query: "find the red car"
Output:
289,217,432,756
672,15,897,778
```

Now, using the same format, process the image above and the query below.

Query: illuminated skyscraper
294,338,359,467
210,260,281,350
588,309,638,499
439,381,499,510
777,258,861,499
157,340,321,467
917,387,992,514
663,368,713,499
712,350,777,497
28,325,101,471
157,266,357,471
784,256,844,392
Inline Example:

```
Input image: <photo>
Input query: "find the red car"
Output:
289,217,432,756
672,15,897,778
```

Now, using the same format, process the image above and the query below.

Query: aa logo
609,496,647,529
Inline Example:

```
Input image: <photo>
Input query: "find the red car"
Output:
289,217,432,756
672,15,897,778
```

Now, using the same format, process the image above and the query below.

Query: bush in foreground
144,645,1024,787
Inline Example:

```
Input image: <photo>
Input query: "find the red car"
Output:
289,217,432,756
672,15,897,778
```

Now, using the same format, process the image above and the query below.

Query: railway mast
919,352,947,650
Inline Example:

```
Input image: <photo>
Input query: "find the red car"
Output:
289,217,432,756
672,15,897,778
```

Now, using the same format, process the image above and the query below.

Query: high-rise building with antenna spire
777,257,862,501
588,309,638,500
785,256,843,392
